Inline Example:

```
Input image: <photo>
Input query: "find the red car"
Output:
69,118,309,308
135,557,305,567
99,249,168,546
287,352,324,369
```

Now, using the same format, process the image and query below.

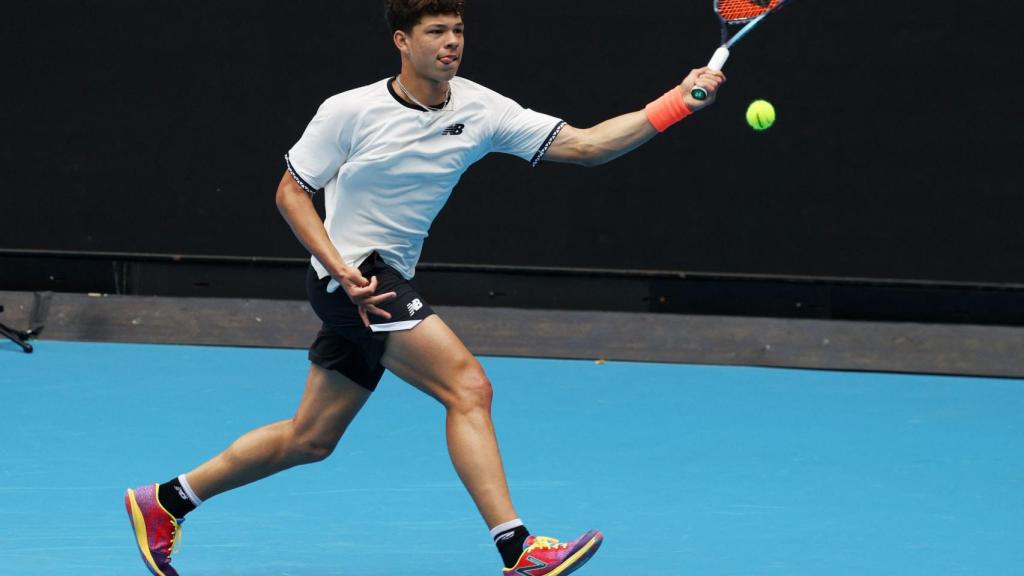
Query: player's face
403,15,464,82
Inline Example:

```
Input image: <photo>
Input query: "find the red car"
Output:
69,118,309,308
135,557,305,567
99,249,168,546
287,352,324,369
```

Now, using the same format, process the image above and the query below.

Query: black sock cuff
157,477,197,519
495,525,531,568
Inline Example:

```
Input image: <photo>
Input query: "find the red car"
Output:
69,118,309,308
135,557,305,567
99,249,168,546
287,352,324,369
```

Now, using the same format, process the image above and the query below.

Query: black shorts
306,252,435,391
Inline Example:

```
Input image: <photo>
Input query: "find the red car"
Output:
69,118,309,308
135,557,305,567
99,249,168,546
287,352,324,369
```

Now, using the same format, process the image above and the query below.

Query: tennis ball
746,99,776,131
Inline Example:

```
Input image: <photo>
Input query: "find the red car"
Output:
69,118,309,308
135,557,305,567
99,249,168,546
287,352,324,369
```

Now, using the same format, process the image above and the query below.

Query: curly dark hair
385,0,465,33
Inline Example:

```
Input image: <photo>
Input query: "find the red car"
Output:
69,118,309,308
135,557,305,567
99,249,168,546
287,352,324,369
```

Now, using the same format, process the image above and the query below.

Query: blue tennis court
2,340,1022,575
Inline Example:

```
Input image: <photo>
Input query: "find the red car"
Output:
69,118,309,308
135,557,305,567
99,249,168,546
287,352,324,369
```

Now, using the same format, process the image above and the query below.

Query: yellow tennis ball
746,99,776,131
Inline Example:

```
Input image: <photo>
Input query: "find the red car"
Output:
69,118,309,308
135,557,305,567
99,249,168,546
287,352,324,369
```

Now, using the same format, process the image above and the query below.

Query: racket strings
715,0,780,23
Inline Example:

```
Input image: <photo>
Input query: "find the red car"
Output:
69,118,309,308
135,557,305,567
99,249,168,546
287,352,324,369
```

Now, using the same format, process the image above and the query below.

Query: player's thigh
291,363,373,444
381,315,487,407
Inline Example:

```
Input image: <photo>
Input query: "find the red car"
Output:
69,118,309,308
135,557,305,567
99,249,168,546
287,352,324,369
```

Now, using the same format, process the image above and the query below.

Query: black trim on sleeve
284,153,322,196
529,121,567,167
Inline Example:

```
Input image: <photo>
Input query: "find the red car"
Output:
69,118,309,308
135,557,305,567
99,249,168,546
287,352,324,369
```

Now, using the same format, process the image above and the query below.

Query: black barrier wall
2,1,1021,285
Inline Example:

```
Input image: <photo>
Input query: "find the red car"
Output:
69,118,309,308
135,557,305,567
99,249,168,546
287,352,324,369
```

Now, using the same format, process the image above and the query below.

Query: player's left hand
680,67,727,111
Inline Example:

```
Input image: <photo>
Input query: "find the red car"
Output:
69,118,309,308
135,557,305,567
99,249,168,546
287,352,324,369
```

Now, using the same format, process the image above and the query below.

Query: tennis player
125,1,724,574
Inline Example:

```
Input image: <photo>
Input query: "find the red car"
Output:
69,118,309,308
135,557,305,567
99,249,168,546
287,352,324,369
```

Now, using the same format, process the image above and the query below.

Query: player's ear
393,30,410,55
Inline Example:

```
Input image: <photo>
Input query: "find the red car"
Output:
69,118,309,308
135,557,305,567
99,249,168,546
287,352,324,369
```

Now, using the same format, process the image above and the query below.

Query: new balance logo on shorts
442,123,465,136
407,298,424,317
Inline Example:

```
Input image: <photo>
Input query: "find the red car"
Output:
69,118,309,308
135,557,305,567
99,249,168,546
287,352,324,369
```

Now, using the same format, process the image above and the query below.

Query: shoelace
169,519,183,555
530,536,569,551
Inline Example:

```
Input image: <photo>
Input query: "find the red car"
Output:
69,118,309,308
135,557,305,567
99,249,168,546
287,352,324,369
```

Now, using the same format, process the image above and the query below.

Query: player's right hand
336,267,397,327
680,67,727,111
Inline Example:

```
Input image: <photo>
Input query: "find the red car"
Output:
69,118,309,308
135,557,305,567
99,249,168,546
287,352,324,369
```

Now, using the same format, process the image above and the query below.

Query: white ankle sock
490,518,524,539
177,474,204,507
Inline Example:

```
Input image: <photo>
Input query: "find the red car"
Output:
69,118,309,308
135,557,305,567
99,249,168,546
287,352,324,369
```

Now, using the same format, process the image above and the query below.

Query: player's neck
395,69,450,108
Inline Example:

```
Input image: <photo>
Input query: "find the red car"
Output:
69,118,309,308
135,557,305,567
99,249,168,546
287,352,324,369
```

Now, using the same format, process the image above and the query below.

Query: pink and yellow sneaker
124,484,182,576
503,530,603,576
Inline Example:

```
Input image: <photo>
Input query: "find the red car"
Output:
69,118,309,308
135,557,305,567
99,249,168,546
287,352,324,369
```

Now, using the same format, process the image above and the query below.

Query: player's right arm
544,67,725,167
275,171,394,324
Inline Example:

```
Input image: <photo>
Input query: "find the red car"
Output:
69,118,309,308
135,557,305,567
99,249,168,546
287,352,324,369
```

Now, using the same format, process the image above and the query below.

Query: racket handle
327,279,340,293
707,46,731,72
691,46,731,101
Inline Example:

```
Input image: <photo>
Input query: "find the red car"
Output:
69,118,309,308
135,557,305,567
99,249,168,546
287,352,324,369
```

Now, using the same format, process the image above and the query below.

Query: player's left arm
544,67,725,167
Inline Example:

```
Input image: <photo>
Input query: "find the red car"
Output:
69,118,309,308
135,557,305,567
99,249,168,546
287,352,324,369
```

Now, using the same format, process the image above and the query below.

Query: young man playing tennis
125,1,725,574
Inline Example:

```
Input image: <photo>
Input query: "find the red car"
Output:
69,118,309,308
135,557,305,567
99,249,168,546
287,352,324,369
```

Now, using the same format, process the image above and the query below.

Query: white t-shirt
286,76,565,280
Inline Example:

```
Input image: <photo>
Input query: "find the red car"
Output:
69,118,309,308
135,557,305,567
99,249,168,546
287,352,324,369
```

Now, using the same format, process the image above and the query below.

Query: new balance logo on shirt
442,123,465,136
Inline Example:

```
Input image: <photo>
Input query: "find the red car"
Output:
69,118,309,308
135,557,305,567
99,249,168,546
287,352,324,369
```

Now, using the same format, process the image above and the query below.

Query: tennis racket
691,0,795,101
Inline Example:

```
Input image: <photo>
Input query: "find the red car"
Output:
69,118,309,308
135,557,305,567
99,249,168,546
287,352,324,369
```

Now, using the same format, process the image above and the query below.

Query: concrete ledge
3,291,1023,378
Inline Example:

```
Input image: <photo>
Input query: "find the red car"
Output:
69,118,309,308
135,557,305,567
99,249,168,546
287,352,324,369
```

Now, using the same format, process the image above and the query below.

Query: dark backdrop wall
2,1,1021,284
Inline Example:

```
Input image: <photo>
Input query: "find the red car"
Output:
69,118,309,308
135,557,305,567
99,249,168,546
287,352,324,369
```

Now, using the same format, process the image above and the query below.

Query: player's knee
294,440,336,464
449,364,493,414
288,431,339,464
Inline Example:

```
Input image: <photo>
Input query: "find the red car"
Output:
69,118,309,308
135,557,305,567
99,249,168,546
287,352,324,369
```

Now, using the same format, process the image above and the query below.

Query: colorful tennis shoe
503,530,603,576
125,484,182,576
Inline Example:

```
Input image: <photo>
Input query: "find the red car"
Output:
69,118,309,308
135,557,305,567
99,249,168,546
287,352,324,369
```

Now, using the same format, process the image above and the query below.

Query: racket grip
707,46,731,71
691,46,731,101
327,279,340,293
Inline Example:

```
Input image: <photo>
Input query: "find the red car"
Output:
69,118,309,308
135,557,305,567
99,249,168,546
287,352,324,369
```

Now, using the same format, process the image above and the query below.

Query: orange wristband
645,86,692,132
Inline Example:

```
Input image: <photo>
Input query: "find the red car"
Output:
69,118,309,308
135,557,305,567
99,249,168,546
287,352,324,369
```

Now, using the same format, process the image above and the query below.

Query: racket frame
691,0,792,101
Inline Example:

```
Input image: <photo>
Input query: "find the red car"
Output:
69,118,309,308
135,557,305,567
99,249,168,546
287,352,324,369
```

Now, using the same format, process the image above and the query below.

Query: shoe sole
125,488,172,576
546,530,603,576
